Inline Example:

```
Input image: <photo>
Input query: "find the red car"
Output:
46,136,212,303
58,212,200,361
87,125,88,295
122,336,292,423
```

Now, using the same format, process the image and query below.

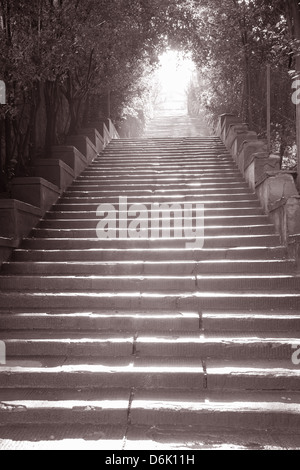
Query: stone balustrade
217,113,300,258
0,119,119,265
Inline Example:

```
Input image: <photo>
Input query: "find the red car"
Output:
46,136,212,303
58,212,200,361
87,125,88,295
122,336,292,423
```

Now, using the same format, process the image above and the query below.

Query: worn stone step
12,246,287,262
130,390,300,431
46,207,266,219
0,358,300,391
0,274,298,292
20,235,281,250
31,225,275,239
2,259,294,276
38,215,272,229
0,291,299,310
81,170,242,177
1,332,134,357
202,311,300,333
0,389,130,426
1,390,300,433
77,175,247,183
1,331,297,359
72,182,250,191
0,357,204,390
205,360,300,391
64,187,253,197
53,201,262,212
0,310,200,332
58,194,258,204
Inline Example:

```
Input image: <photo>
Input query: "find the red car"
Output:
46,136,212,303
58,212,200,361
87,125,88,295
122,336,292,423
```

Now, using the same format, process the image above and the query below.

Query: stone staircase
0,130,300,449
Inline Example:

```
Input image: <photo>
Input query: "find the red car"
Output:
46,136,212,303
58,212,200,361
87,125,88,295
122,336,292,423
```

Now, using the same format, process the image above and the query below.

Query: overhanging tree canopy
0,0,299,191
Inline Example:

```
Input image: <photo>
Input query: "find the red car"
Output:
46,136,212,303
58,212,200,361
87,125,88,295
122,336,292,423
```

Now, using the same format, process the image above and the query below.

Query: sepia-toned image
0,0,300,452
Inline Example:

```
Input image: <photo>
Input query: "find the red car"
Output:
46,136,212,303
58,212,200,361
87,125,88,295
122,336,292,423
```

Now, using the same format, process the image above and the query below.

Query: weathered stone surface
0,200,42,240
66,135,97,164
256,171,298,213
11,177,60,213
240,140,268,172
51,146,87,177
225,123,249,150
34,159,74,193
0,121,300,450
245,153,281,191
79,128,104,154
231,132,258,165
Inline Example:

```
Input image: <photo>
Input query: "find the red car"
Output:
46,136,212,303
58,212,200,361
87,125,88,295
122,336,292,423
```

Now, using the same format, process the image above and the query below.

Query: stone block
225,123,249,150
256,172,298,213
0,200,42,241
66,135,97,163
34,159,74,193
231,132,258,165
0,237,19,265
79,128,104,154
221,116,243,142
51,146,87,178
11,177,60,213
245,153,281,191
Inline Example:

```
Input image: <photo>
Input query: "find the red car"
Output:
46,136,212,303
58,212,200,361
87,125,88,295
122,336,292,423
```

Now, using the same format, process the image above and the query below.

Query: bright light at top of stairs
157,50,195,96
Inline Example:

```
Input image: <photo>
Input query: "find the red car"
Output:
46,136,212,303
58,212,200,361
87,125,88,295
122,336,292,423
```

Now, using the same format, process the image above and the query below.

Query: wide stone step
12,246,287,262
129,390,300,431
20,234,280,250
0,331,298,360
96,159,234,166
31,225,275,239
58,193,258,204
77,175,247,183
202,311,300,333
0,358,299,391
3,259,294,276
45,207,266,219
0,274,298,292
91,163,236,170
38,215,271,229
72,182,250,191
0,291,299,310
0,310,200,332
0,389,129,426
1,309,299,333
0,357,205,390
81,169,242,177
64,187,253,197
53,201,262,212
0,389,300,433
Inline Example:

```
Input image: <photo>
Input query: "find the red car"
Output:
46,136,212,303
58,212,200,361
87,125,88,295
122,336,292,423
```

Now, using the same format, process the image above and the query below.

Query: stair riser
2,261,294,275
2,342,296,360
20,236,280,250
31,226,275,238
64,189,253,197
38,216,271,229
12,247,287,262
46,208,266,219
204,318,300,333
0,277,298,292
53,202,262,211
0,372,204,390
0,409,127,426
0,371,299,391
0,316,199,332
0,294,299,311
58,195,258,204
3,409,298,431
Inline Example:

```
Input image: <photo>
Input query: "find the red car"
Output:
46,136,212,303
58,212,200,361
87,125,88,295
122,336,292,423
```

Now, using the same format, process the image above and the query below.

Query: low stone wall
217,113,300,253
0,119,119,266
